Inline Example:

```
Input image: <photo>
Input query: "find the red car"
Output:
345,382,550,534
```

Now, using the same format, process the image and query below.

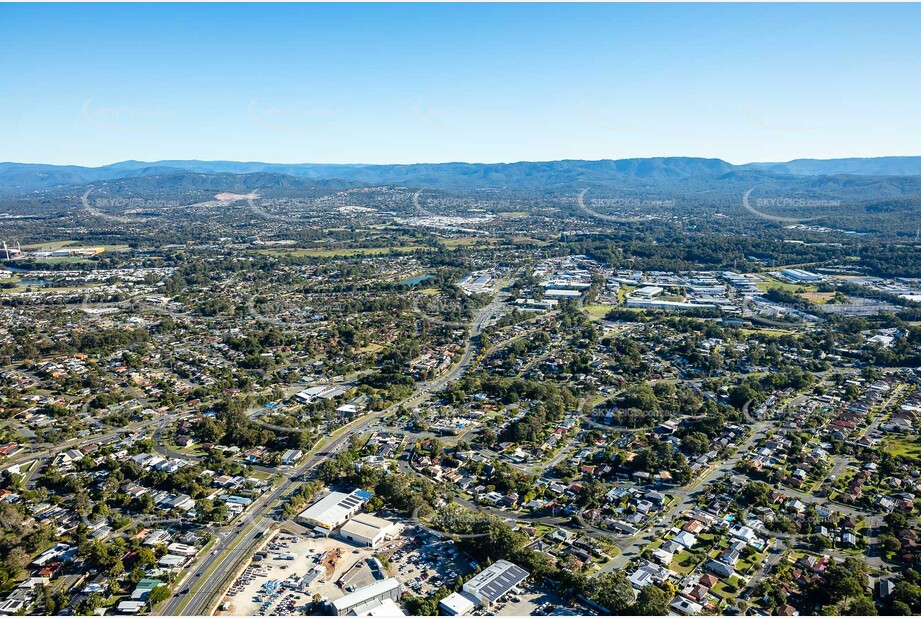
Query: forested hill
4,155,921,194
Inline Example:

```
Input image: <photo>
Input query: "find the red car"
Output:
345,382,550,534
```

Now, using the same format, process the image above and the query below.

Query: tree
147,585,171,605
135,547,157,567
129,567,146,585
825,558,869,606
633,585,669,615
886,512,908,531
881,534,902,554
192,417,225,444
132,493,155,514
845,596,877,616
622,384,658,413
586,572,635,614
729,384,759,409
682,432,710,457
892,581,921,611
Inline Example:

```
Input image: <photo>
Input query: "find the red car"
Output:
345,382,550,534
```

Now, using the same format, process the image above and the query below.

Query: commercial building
338,513,397,548
295,386,331,404
780,268,823,283
626,299,716,311
462,560,529,607
351,598,405,616
329,578,401,616
543,289,582,298
634,285,664,298
280,449,303,466
438,591,480,616
296,489,372,532
540,279,592,291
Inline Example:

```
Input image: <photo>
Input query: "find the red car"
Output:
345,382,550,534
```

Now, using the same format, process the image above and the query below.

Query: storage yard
214,532,382,616
212,520,486,616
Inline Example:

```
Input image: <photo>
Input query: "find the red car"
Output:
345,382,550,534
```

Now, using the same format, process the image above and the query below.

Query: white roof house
629,568,654,589
729,524,757,543
117,601,147,614
143,530,171,546
634,285,664,298
671,597,703,616
674,530,697,549
157,554,187,568
167,542,198,557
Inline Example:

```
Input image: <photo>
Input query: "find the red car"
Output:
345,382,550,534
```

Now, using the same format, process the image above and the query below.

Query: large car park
377,532,473,596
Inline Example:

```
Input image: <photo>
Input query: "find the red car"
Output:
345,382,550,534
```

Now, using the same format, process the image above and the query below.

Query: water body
401,273,434,286
18,280,55,286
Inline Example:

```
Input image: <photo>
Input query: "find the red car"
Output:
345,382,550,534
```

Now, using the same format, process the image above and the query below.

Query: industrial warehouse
439,560,530,614
338,513,397,548
296,489,373,533
329,578,402,616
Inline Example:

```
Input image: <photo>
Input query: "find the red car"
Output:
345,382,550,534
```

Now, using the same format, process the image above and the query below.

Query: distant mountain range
2,155,921,194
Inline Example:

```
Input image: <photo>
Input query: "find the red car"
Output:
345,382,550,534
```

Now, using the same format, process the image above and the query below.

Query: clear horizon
3,3,921,167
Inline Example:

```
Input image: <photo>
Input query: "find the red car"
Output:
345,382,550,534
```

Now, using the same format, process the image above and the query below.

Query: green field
0,270,102,292
29,256,97,265
441,236,550,249
20,240,81,251
739,327,797,337
582,303,614,320
20,240,130,252
255,245,426,258
755,275,818,294
671,549,703,574
616,285,636,303
883,435,921,462
712,576,744,599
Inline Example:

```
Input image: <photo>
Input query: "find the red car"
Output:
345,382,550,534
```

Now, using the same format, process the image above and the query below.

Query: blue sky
2,3,920,166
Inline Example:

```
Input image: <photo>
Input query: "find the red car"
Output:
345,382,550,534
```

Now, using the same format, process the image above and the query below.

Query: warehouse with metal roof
462,560,529,607
438,591,480,616
338,513,396,548
329,578,401,616
296,489,372,532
